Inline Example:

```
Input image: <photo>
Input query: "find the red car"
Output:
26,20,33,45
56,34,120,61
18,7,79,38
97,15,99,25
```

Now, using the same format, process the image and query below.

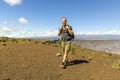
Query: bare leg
62,51,68,62
66,52,69,61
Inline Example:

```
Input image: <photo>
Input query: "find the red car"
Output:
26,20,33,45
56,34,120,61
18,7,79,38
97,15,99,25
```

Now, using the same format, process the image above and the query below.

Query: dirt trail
0,41,120,80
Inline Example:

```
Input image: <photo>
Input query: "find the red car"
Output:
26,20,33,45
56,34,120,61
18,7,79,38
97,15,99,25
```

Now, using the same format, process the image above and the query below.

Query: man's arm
58,27,62,36
66,26,74,35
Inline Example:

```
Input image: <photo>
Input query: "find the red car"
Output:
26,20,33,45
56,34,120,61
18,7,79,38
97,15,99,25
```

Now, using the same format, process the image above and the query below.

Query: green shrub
17,38,27,42
3,43,7,46
108,53,113,56
102,54,108,57
27,39,32,42
91,52,96,54
15,41,18,43
51,44,58,47
81,56,86,59
41,40,46,44
11,39,16,42
71,47,77,55
112,59,120,70
40,40,51,45
57,39,62,47
87,56,94,61
35,41,38,44
47,40,51,45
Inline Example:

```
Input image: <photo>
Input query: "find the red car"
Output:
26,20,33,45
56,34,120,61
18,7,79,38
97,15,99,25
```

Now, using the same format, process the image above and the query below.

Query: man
58,17,74,68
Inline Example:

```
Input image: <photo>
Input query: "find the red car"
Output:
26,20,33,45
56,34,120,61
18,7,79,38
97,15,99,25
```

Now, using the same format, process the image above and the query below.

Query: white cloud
1,29,120,38
30,31,58,37
6,30,33,38
0,27,11,32
0,27,11,37
44,31,58,37
33,30,120,37
18,17,28,24
104,30,120,34
3,0,22,6
15,30,33,38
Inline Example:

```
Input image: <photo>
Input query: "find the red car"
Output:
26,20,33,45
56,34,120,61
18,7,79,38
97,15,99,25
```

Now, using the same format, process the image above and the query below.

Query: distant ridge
75,34,120,40
31,35,120,40
30,36,58,40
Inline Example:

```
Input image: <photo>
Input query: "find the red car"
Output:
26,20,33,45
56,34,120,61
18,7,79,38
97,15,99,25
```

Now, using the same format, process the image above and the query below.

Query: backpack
60,25,74,41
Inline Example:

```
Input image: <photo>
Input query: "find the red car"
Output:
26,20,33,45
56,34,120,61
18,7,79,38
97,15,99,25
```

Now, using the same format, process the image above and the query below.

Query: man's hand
66,26,69,30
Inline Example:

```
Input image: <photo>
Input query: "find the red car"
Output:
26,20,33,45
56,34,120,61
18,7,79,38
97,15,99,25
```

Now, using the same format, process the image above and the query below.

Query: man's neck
62,24,67,27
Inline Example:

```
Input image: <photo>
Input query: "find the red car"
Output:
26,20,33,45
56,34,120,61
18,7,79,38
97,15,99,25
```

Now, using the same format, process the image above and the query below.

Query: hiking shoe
60,62,66,69
65,60,69,66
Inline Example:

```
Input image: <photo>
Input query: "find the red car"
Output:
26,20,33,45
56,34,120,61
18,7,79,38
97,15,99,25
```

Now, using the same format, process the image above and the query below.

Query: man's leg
60,41,66,68
62,51,68,62
62,41,71,67
65,41,71,65
61,51,68,68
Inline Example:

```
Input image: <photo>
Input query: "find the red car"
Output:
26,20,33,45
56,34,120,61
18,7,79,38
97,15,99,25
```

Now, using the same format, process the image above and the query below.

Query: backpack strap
66,25,72,30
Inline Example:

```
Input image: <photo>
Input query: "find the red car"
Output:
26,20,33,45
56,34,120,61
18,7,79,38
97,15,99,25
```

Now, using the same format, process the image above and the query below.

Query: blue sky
1,0,120,38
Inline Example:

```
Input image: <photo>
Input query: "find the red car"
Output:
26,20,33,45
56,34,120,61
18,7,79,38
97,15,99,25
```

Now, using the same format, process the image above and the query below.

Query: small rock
56,53,61,57
3,78,11,80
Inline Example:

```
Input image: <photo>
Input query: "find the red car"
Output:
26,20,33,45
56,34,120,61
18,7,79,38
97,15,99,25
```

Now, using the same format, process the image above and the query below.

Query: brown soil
0,41,120,80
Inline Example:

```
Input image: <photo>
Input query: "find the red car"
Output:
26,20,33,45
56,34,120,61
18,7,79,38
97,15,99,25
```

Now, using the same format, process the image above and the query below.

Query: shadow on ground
68,59,89,66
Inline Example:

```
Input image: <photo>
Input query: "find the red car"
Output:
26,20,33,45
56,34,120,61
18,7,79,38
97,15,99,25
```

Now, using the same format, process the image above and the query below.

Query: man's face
62,18,67,26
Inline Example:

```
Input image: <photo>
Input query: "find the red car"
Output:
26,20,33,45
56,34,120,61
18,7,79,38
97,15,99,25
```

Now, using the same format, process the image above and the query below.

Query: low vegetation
112,59,120,70
0,37,33,44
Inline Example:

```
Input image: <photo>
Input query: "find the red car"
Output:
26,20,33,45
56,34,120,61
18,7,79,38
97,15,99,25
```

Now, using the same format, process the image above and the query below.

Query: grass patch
112,59,120,70
87,55,95,61
2,42,7,46
71,46,77,55
51,44,58,47
35,41,39,44
102,53,108,57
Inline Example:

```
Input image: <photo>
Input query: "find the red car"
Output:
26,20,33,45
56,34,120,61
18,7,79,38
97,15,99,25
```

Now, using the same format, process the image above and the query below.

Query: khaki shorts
62,41,71,52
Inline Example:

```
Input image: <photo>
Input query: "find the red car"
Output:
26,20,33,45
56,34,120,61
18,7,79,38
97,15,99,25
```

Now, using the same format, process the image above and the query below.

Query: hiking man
58,17,74,68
